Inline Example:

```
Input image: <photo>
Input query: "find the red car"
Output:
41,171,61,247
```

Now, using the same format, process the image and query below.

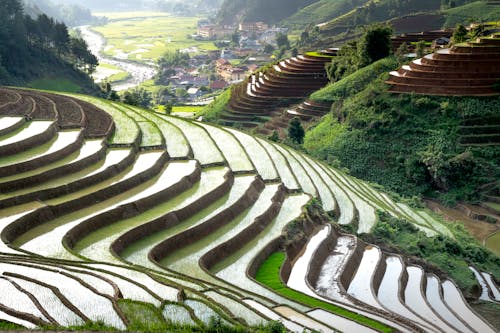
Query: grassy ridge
310,57,399,104
305,71,500,203
198,88,232,122
282,0,368,28
255,252,394,333
443,2,500,28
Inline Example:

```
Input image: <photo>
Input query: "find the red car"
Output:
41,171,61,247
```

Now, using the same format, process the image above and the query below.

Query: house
239,21,268,33
210,80,227,91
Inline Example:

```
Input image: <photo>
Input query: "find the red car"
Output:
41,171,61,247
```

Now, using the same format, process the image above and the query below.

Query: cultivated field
93,12,219,63
0,87,497,332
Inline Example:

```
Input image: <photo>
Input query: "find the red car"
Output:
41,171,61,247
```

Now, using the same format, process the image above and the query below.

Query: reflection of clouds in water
78,26,156,91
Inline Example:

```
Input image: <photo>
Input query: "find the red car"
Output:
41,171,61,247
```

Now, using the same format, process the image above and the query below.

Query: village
155,20,290,104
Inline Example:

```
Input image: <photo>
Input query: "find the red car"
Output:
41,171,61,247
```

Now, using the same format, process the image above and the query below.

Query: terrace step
387,36,500,96
8,157,196,260
0,129,84,177
0,147,134,209
0,117,25,137
0,120,56,157
69,165,227,264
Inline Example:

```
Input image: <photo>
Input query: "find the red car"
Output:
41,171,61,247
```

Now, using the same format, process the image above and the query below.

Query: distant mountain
23,0,105,26
216,0,318,24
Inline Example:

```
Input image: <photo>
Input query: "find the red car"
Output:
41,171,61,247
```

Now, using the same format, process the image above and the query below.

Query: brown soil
425,199,499,245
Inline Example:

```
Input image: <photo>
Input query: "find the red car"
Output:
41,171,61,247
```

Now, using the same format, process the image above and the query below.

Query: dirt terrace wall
111,170,239,256
0,122,57,157
280,221,326,284
247,237,283,278
0,131,85,177
0,94,35,117
0,147,138,210
63,159,202,249
306,228,340,289
199,184,287,271
340,237,365,291
40,92,85,129
71,99,114,139
26,93,58,120
0,143,107,193
372,252,387,295
1,150,168,243
0,118,24,137
148,176,265,263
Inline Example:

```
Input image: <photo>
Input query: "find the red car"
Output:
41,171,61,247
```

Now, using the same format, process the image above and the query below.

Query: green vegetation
27,77,82,93
119,299,170,332
282,0,367,28
216,0,317,25
0,0,98,90
357,211,500,295
485,231,500,257
198,88,232,122
288,117,305,144
324,25,394,83
305,72,500,204
312,57,399,103
93,14,218,63
0,320,23,330
443,1,500,28
255,252,394,333
173,105,205,113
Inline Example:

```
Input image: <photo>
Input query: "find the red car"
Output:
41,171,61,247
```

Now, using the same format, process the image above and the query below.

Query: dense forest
0,0,98,89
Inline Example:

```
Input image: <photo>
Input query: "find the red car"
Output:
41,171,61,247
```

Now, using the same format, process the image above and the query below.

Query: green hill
216,0,318,24
281,0,368,29
0,0,99,93
305,61,500,204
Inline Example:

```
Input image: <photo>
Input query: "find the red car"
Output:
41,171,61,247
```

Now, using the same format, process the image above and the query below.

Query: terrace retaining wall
112,171,256,256
0,147,138,209
63,162,203,249
199,185,287,271
0,131,85,177
1,149,168,242
0,122,57,157
0,142,107,192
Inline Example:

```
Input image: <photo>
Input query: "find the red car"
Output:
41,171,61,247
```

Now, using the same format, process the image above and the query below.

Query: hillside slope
0,86,497,332
282,0,368,28
216,0,318,24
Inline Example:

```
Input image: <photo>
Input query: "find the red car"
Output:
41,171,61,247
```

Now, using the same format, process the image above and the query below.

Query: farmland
0,87,497,332
92,12,218,63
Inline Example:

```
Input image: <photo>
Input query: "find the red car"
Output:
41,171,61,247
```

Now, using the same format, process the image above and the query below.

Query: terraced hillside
219,51,336,137
0,87,496,332
387,35,500,96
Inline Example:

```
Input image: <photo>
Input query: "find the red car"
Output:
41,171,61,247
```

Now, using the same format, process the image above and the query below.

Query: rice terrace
0,0,500,332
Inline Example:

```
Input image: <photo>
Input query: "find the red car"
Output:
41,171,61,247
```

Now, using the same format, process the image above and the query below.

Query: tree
357,24,393,67
452,24,468,44
269,130,279,142
263,43,275,54
53,22,69,55
122,88,152,108
288,117,305,144
276,32,290,49
395,42,410,64
415,40,427,58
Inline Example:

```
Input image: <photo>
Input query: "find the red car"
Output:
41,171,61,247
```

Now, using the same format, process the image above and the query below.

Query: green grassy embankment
197,89,232,122
255,252,394,333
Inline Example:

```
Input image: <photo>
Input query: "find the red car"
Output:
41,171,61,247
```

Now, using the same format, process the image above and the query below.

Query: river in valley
78,26,156,91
